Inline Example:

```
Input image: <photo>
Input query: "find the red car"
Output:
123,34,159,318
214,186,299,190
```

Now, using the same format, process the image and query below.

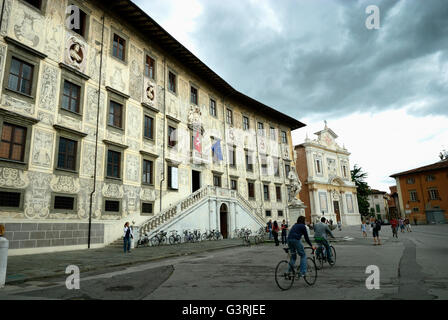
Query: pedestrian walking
266,219,273,240
373,219,381,245
272,221,280,246
405,219,412,232
391,218,398,238
281,219,288,245
399,218,405,233
123,222,133,253
361,221,367,238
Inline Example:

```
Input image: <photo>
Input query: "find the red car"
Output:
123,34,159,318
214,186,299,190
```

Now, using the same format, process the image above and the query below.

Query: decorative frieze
0,168,29,189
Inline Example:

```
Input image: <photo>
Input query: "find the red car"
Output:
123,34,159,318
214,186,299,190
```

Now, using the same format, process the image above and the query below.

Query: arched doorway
220,203,228,239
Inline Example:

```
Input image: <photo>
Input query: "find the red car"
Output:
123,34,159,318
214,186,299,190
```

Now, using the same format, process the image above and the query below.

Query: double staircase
134,185,265,240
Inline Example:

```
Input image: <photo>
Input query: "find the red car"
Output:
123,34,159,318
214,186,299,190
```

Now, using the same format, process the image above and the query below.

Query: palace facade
0,0,305,254
295,123,361,225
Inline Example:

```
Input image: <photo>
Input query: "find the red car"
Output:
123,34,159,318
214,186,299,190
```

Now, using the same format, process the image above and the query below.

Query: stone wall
2,222,104,249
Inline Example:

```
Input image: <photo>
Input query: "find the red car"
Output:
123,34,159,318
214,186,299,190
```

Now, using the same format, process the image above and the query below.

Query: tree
351,165,371,217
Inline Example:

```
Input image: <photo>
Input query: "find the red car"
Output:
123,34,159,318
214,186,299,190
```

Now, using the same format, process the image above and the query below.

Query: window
168,71,176,93
243,116,249,131
265,210,272,217
426,175,435,182
142,159,153,185
263,184,270,201
413,207,419,212
70,5,87,38
374,195,378,199
57,137,77,171
278,210,284,217
210,99,216,117
285,164,291,177
112,34,126,61
23,0,42,9
281,131,287,144
258,122,264,136
142,202,153,215
107,150,121,178
105,200,120,212
54,196,75,210
167,165,178,190
190,86,198,105
407,177,415,184
213,175,221,187
8,57,33,96
61,80,81,113
270,127,276,141
226,109,233,125
231,179,237,191
287,186,292,202
145,55,155,79
273,157,280,176
409,190,418,202
276,186,282,202
0,123,26,162
228,145,236,168
342,165,348,178
108,101,123,128
315,159,322,175
168,126,177,148
375,204,380,213
144,115,154,140
0,191,21,208
248,182,255,199
245,150,253,171
428,189,440,200
260,154,268,175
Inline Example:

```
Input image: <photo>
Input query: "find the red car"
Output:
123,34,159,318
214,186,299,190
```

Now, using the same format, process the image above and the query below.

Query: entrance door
333,201,341,222
192,170,201,192
220,204,228,239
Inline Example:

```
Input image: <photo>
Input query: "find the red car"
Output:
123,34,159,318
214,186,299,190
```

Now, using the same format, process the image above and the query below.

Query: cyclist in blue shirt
287,216,315,276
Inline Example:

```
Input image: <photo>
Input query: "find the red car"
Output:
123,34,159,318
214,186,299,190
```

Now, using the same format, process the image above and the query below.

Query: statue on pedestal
288,169,302,206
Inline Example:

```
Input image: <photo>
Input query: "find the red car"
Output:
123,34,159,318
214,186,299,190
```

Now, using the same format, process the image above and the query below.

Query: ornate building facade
0,0,305,254
295,123,361,225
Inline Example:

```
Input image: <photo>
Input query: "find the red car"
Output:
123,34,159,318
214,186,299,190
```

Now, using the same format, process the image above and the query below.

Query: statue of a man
288,169,302,203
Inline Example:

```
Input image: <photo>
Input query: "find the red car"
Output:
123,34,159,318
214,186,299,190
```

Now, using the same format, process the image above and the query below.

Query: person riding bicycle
314,217,335,265
287,216,315,277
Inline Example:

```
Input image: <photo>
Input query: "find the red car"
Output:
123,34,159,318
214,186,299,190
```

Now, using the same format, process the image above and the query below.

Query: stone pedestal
288,201,307,224
0,237,8,288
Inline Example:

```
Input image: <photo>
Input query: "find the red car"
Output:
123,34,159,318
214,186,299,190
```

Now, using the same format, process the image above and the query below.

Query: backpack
376,222,381,231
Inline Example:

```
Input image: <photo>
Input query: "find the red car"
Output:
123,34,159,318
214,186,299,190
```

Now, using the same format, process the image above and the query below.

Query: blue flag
211,139,223,161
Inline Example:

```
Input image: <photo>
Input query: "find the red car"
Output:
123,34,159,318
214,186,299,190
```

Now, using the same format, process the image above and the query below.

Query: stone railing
235,191,265,224
140,185,213,234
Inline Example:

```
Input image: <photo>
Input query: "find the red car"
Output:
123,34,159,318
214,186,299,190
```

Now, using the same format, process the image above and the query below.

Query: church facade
0,0,305,254
295,123,361,226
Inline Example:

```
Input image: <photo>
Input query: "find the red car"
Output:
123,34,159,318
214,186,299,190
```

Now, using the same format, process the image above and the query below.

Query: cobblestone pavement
5,238,245,285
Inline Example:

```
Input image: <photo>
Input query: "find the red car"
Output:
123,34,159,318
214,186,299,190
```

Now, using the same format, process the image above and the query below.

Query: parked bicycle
242,229,252,246
315,242,336,270
274,246,317,290
192,229,202,242
183,230,196,243
150,230,167,246
136,231,150,247
168,230,182,245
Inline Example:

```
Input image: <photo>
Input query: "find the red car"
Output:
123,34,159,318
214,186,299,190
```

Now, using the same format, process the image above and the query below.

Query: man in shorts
373,219,381,245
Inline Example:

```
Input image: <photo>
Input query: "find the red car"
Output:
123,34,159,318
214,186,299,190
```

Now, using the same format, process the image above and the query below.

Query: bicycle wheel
201,233,207,241
275,260,295,291
329,246,336,267
175,235,181,244
315,247,324,270
169,235,175,245
160,236,167,245
150,236,159,247
303,257,317,286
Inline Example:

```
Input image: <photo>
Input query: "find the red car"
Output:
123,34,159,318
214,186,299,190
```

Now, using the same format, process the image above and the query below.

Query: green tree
351,165,371,217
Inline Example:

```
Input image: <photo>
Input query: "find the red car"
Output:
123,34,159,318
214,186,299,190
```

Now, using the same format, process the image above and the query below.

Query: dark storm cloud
136,0,448,120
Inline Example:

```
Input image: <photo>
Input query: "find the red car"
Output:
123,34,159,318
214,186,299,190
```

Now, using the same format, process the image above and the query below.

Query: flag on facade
194,130,201,153
211,139,223,161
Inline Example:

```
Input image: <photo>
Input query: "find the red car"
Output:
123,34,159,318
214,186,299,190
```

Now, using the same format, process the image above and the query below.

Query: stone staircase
107,186,266,246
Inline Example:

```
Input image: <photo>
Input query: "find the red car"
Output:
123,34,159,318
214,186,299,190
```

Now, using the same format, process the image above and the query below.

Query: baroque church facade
0,0,305,254
295,123,361,226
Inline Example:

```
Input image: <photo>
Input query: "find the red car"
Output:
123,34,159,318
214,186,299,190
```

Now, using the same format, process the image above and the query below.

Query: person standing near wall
123,222,133,253
281,219,288,245
272,221,280,246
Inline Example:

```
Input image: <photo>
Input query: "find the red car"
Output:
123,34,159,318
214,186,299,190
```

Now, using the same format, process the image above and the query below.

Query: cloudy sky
134,0,448,191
